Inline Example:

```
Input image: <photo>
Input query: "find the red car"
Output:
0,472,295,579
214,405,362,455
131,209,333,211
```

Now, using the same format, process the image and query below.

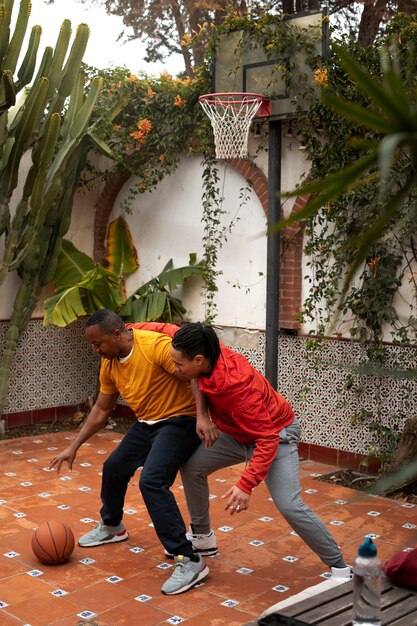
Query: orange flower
130,118,152,148
138,119,152,133
368,256,381,278
314,68,328,86
147,87,156,97
114,125,122,132
129,74,139,83
174,94,186,107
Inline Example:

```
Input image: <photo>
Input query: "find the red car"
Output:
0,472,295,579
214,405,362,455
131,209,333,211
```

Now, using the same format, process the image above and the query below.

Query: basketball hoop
199,92,271,160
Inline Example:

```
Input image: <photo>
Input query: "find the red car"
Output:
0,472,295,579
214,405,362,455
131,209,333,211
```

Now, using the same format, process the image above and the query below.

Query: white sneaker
331,565,352,582
164,527,218,558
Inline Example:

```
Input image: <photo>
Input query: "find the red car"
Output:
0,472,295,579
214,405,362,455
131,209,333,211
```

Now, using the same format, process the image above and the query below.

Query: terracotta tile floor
0,430,416,626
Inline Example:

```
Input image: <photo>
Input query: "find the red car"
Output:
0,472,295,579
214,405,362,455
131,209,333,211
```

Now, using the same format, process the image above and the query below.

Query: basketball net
199,93,270,160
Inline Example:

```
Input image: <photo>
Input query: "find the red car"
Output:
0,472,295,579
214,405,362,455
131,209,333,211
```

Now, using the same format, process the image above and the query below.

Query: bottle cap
358,537,377,557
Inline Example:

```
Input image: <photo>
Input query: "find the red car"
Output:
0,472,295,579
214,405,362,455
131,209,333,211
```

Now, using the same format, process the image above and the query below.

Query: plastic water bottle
352,537,382,626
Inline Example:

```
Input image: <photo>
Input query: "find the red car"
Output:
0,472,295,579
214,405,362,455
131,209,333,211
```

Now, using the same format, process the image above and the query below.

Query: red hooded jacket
129,322,294,493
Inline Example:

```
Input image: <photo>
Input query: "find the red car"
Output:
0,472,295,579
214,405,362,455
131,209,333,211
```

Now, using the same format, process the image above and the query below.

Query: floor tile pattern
0,431,415,625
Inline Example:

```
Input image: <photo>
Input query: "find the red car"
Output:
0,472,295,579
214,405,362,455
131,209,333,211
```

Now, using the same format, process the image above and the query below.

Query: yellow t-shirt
99,329,196,422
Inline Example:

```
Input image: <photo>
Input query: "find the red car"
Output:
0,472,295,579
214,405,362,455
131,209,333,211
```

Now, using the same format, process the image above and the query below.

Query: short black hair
85,309,125,334
172,322,221,368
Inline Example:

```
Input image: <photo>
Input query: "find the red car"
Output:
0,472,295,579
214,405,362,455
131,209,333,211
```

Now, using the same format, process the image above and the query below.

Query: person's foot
78,521,128,547
161,555,209,595
331,565,352,582
164,528,218,558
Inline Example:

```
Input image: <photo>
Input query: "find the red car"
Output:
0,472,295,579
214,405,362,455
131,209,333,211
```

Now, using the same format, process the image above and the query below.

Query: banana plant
118,255,204,322
43,216,205,326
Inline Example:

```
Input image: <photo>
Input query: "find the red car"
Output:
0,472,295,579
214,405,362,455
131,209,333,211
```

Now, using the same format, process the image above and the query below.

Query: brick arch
227,158,310,332
93,159,309,331
93,170,130,264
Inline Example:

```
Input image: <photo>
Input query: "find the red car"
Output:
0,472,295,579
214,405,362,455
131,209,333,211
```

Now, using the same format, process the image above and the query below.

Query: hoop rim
199,92,271,118
199,92,267,103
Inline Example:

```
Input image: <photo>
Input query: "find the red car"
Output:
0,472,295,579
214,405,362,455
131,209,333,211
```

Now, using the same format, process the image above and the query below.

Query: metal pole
265,119,282,389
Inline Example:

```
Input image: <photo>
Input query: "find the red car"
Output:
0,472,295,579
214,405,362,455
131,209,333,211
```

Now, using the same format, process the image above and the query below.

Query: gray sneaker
161,555,209,595
78,521,128,547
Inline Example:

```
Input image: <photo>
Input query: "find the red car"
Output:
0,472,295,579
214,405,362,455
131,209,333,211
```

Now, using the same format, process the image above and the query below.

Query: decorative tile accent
135,594,152,602
77,611,96,619
249,540,264,546
51,589,69,597
27,570,43,577
237,567,253,574
221,599,239,607
272,585,289,592
79,558,96,565
167,617,185,624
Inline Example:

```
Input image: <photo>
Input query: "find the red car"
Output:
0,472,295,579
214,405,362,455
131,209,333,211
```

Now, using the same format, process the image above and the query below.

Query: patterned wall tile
2,320,416,456
223,331,417,456
0,319,99,413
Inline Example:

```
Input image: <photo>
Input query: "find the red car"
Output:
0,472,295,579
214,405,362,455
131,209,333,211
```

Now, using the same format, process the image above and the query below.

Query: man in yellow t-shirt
49,309,209,595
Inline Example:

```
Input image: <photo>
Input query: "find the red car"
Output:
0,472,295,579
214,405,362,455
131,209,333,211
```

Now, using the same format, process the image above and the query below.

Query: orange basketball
32,520,75,565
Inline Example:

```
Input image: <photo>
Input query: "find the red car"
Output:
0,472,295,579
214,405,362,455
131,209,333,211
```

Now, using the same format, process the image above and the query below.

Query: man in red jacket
135,321,351,580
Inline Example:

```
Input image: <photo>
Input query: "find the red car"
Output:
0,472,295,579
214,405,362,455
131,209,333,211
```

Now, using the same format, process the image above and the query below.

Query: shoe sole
162,564,209,595
164,547,219,558
78,531,128,547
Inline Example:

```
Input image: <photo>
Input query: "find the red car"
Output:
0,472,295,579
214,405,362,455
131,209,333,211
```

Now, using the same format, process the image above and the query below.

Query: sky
28,0,184,76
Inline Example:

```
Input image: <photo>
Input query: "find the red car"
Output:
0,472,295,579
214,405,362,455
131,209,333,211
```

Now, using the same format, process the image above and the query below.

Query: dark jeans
100,415,200,557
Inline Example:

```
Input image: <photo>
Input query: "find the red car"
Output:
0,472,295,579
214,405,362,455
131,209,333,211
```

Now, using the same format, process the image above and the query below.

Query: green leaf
323,92,401,134
335,45,412,126
52,239,95,289
43,285,87,327
104,216,139,276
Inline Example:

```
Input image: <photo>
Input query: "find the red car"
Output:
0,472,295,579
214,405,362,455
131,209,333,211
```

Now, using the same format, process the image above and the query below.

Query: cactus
0,0,124,423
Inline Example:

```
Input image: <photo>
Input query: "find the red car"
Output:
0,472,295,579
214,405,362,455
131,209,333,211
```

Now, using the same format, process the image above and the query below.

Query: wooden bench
243,577,417,625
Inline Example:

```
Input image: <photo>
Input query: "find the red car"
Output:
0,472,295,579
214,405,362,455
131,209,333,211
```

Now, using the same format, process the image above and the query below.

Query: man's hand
49,446,77,474
196,416,219,448
222,485,250,515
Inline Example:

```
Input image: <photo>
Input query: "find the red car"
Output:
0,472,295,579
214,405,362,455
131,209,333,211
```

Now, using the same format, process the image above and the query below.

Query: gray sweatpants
180,418,343,567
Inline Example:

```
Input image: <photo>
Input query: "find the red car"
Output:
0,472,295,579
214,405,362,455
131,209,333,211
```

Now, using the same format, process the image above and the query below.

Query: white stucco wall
108,155,268,329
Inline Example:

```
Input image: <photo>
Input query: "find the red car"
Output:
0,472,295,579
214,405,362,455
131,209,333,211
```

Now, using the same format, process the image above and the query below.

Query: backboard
214,10,328,120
